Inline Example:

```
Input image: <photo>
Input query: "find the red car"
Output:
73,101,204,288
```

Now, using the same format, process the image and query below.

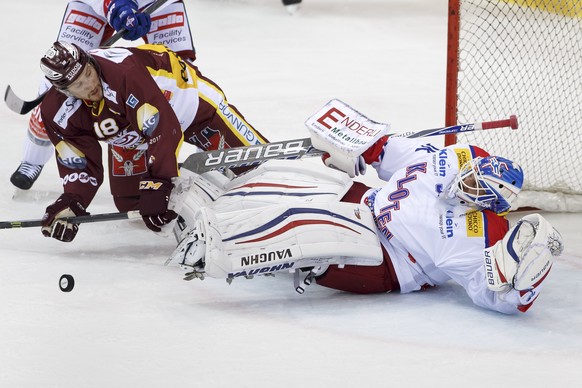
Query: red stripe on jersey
468,145,490,159
482,210,509,248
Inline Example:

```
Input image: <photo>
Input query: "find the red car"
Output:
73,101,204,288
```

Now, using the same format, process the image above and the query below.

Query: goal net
445,0,582,211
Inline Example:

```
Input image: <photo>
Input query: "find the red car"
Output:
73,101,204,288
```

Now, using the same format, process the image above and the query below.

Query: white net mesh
451,0,582,211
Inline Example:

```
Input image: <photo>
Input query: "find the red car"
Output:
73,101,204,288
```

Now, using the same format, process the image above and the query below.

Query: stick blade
4,85,43,115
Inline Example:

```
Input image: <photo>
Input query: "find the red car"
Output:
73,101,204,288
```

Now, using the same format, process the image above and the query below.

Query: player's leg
168,161,382,279
183,65,269,150
314,181,401,294
170,201,383,279
11,1,107,190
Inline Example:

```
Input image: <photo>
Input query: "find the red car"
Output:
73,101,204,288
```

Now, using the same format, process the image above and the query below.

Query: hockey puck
59,274,75,292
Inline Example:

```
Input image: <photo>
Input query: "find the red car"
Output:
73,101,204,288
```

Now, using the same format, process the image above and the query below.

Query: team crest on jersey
126,94,139,108
136,103,160,137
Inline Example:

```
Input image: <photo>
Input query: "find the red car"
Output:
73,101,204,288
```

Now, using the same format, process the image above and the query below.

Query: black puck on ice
59,274,75,292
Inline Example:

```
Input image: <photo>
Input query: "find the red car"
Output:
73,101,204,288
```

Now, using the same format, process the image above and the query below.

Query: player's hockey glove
107,0,152,41
41,193,89,242
139,178,178,232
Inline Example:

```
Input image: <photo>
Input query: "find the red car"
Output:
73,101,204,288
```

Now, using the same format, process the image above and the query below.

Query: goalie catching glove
41,193,89,242
484,213,563,309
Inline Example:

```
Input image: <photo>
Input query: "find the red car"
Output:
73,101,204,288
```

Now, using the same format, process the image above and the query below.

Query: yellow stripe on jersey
197,78,266,146
138,44,198,91
465,211,484,237
175,133,184,176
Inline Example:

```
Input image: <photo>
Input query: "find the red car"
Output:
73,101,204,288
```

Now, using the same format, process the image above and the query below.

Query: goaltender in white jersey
167,101,563,315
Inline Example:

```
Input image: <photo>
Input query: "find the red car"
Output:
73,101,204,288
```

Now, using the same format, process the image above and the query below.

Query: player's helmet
452,156,524,214
40,41,90,89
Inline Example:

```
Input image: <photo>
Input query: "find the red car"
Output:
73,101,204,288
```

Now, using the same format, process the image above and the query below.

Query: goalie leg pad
200,201,384,279
212,159,353,214
172,169,229,242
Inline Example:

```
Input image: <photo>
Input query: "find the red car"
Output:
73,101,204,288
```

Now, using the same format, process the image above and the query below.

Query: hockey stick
3,0,170,115
181,113,518,174
0,210,141,230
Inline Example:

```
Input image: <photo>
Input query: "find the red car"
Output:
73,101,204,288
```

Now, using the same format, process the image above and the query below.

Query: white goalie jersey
368,137,525,313
170,137,561,314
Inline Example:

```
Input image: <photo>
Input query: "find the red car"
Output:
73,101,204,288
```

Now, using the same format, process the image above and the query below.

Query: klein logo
150,12,185,32
65,10,106,34
126,94,139,108
438,149,448,177
445,209,455,238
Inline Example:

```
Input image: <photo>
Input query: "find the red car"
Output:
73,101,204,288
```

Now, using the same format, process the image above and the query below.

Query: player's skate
10,162,43,190
282,0,301,14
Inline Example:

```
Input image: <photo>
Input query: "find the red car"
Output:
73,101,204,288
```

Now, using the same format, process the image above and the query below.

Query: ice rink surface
1,1,581,387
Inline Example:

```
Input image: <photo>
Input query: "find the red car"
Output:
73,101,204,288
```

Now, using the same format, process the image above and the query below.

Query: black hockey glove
139,178,178,232
41,193,89,242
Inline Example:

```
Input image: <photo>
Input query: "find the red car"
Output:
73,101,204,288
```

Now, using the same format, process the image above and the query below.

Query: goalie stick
181,101,518,174
4,0,170,115
0,211,141,230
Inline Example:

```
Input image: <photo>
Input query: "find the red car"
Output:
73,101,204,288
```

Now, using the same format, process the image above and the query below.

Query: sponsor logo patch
56,141,87,170
150,12,185,32
466,211,484,237
229,262,295,278
126,94,139,108
136,103,160,137
454,148,472,169
240,248,293,267
64,10,105,34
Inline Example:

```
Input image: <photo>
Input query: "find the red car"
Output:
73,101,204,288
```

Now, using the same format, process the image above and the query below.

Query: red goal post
445,0,582,211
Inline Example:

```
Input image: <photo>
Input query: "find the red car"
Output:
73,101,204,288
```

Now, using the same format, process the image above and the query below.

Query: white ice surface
1,1,581,387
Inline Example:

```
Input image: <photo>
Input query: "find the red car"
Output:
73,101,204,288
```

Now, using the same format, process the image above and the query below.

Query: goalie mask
40,41,90,90
450,156,524,214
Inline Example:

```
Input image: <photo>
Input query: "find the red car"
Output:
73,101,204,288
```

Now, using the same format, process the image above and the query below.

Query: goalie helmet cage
445,0,582,211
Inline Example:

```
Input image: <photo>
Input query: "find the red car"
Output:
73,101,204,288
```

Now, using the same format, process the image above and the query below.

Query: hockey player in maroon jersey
38,41,268,241
11,0,194,190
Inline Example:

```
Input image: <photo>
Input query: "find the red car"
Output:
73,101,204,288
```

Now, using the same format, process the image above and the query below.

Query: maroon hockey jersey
40,44,266,207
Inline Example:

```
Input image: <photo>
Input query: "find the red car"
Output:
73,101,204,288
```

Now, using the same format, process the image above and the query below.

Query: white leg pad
212,159,354,214
172,169,230,242
198,201,383,279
